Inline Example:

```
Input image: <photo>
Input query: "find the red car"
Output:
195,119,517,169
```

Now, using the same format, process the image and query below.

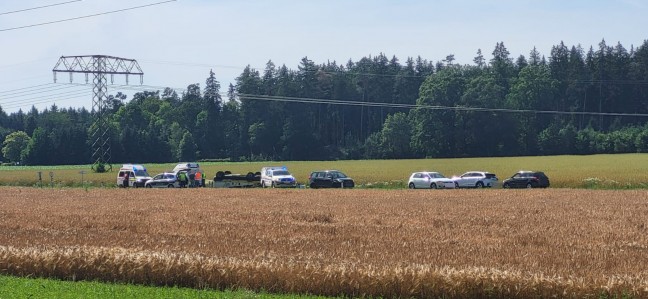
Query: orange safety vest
195,172,202,181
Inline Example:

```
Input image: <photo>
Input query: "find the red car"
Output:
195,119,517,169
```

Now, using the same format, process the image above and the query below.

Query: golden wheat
1,187,647,298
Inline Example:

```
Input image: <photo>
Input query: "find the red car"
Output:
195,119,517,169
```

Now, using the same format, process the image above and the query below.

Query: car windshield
431,173,445,178
273,170,290,176
135,170,149,177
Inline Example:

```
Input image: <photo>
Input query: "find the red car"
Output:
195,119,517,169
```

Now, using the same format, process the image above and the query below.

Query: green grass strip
0,275,336,299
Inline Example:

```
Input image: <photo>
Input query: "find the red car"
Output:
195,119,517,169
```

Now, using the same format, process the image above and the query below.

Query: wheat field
1,187,647,298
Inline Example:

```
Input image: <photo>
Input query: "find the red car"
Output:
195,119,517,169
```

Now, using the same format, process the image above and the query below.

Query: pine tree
473,49,485,68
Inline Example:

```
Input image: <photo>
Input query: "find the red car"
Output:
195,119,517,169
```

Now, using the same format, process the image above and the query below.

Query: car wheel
430,183,437,189
408,183,415,189
476,181,484,188
146,184,152,188
310,183,317,189
503,183,510,189
526,182,533,188
168,184,174,188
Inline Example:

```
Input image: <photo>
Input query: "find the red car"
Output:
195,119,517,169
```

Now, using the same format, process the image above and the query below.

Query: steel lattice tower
53,55,143,171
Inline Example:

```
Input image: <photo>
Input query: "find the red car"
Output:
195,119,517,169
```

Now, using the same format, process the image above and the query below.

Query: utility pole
52,55,143,172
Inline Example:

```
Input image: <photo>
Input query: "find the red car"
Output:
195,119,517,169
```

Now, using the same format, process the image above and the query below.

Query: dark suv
502,171,550,188
309,170,355,189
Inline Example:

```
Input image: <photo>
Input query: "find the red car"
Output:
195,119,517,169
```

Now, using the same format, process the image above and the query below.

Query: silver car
408,172,457,189
452,171,498,188
144,172,180,188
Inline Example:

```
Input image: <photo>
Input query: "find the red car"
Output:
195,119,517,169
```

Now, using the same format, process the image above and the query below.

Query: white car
452,171,498,188
408,172,457,189
260,166,297,188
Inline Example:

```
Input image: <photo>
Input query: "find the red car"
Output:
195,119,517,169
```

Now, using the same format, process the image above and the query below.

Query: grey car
144,172,180,188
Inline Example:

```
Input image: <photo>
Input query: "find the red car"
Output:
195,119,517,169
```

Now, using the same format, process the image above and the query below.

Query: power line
56,82,648,118
1,93,90,111
238,93,648,118
0,88,91,106
0,84,84,98
0,0,177,32
0,83,55,95
0,0,82,16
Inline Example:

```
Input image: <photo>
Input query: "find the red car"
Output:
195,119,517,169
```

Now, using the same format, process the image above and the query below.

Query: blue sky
1,0,647,113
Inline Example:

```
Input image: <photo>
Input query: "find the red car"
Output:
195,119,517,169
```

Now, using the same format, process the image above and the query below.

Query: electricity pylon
52,55,143,172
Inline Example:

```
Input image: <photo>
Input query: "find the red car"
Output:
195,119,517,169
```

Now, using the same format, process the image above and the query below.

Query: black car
309,170,355,189
502,171,550,188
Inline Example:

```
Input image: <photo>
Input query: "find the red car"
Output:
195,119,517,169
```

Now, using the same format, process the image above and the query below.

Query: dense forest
2,39,648,166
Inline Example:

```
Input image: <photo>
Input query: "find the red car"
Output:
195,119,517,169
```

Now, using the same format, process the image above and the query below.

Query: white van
117,164,152,188
172,162,205,187
260,166,297,188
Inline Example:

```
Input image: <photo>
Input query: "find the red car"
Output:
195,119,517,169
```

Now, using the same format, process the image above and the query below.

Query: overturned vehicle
208,171,262,188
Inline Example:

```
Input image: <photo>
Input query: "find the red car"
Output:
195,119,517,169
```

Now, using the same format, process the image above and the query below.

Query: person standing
124,172,130,188
195,171,202,187
178,171,187,188
189,172,196,188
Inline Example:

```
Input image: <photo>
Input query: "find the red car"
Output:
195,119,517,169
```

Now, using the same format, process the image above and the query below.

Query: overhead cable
0,0,82,16
0,84,86,98
0,83,56,95
1,93,90,110
238,93,648,118
0,0,177,32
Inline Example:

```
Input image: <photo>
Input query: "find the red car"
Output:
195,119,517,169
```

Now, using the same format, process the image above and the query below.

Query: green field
0,275,333,299
0,154,647,189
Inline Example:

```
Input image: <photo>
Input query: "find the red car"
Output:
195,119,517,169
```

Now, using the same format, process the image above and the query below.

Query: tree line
2,39,648,166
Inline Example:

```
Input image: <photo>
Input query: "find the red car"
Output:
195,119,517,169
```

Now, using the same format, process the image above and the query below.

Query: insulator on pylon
110,74,114,84
85,74,89,84
126,74,129,85
53,72,57,83
69,73,73,83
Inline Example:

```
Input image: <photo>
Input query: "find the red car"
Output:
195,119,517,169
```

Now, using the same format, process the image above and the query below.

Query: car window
413,173,421,179
486,173,496,179
437,173,446,178
513,173,522,178
334,172,347,178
